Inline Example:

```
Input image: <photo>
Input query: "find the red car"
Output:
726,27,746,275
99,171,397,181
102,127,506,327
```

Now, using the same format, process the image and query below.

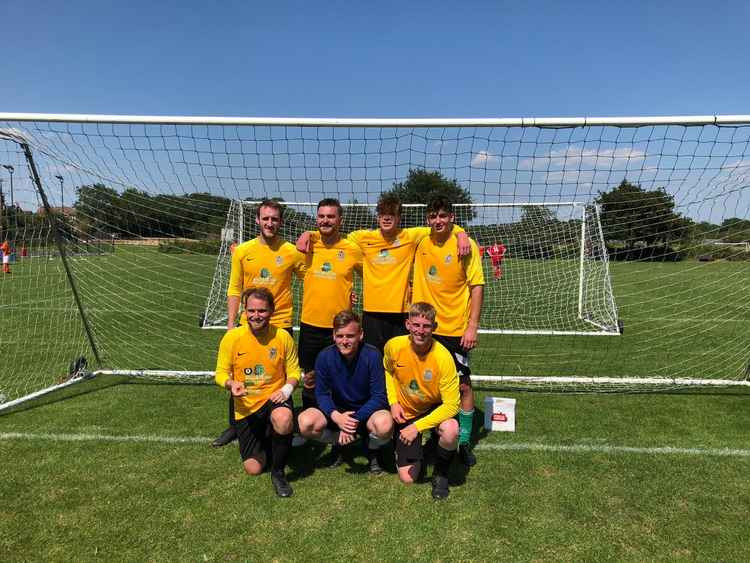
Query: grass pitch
1,247,749,560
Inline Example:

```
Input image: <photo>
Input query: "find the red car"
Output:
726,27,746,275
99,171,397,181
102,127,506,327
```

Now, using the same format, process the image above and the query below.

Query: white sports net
202,201,619,336
0,115,748,407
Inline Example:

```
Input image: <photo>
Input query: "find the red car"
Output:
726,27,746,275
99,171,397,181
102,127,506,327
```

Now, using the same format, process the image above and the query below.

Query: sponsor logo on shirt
375,248,396,265
314,261,337,280
427,264,442,283
252,268,275,285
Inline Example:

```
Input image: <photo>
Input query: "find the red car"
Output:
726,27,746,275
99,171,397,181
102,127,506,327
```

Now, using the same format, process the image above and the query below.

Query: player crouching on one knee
214,287,300,498
297,310,392,473
384,302,460,500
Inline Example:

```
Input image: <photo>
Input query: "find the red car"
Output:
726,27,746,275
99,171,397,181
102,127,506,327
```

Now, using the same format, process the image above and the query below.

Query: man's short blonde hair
408,301,437,323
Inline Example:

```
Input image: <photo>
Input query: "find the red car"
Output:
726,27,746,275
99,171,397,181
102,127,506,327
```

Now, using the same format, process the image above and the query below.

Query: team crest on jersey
423,369,433,381
337,250,345,261
269,347,277,360
375,248,396,265
275,255,283,266
445,254,452,264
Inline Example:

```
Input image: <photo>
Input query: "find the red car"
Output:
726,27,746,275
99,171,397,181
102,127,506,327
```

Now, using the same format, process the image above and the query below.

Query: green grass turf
1,248,749,559
1,247,747,402
1,382,749,560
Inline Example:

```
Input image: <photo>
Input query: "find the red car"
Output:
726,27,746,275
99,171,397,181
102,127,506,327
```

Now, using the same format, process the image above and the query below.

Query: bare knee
270,408,293,435
243,457,264,476
438,419,459,447
298,408,325,436
398,464,419,484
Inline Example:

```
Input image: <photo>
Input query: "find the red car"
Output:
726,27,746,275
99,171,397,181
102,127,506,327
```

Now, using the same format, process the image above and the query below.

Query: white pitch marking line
475,442,750,458
1,432,749,458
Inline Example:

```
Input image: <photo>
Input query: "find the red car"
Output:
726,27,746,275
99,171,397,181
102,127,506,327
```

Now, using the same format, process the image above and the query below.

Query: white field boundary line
1,431,749,458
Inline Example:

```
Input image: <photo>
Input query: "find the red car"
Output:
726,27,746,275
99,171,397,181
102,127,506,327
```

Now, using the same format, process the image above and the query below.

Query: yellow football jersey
300,237,362,328
214,325,301,420
383,335,460,432
308,225,465,313
412,233,485,337
227,238,305,328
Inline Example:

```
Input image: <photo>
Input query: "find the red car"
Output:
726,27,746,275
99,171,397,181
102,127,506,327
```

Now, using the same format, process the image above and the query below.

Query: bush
683,244,750,262
606,244,687,262
158,239,221,255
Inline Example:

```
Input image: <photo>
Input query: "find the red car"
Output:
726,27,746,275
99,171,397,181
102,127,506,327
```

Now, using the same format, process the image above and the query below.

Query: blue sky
1,1,749,223
2,0,749,118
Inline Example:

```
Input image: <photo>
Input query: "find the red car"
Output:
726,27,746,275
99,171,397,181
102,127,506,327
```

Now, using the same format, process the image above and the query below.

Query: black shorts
298,322,333,372
433,334,472,385
393,408,438,467
236,398,293,462
362,311,408,354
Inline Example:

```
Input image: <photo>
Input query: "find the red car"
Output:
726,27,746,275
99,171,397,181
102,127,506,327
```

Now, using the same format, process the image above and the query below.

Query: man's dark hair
332,310,361,331
376,193,402,217
317,198,343,217
256,199,284,219
241,287,275,313
426,196,453,215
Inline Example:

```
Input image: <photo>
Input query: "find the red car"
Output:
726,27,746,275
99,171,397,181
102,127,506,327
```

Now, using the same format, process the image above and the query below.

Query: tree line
2,171,746,261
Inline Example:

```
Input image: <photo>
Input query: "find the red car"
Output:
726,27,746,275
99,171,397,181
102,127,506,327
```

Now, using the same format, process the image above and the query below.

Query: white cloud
519,145,647,170
471,150,499,167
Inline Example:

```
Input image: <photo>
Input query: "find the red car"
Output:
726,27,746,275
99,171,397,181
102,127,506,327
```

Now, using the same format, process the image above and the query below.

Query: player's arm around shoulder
295,230,319,253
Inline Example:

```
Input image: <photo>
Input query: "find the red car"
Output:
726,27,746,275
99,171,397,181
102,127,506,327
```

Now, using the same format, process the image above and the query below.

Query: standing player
412,196,485,467
486,241,507,279
213,199,305,448
1,240,11,274
297,194,470,353
384,302,460,500
298,198,363,410
214,287,300,497
297,310,392,473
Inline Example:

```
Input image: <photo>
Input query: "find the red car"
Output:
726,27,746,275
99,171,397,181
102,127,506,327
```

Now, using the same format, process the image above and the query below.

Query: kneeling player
297,310,392,473
384,302,460,500
214,287,300,498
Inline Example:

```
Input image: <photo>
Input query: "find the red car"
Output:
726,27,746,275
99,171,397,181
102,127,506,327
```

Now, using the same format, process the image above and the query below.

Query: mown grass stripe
2,431,749,458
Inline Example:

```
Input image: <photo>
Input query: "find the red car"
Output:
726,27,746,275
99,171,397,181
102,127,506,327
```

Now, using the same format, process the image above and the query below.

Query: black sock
271,431,292,474
434,444,455,477
227,395,235,426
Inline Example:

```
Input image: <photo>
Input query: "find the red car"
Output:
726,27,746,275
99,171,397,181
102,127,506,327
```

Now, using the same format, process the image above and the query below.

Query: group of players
213,194,486,499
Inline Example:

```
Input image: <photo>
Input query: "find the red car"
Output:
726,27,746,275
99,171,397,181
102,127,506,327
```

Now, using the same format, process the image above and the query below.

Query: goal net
0,113,748,409
201,200,620,337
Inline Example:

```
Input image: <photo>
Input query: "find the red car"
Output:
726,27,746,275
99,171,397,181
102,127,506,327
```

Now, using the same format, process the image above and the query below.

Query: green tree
719,217,750,242
382,168,475,222
595,179,690,248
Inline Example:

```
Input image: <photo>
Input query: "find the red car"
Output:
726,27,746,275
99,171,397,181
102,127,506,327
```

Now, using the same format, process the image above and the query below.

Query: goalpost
0,112,748,411
201,200,620,337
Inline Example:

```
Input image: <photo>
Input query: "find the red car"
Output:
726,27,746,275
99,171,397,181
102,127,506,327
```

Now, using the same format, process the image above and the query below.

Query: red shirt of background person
486,242,506,279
